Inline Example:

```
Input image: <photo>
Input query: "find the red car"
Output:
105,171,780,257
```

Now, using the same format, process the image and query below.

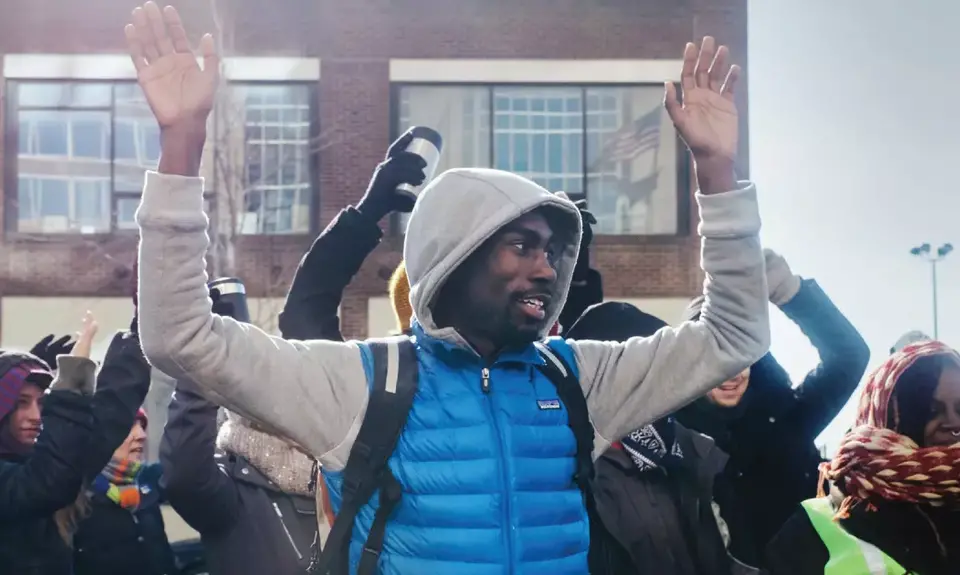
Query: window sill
386,231,692,246
591,234,693,247
4,231,138,242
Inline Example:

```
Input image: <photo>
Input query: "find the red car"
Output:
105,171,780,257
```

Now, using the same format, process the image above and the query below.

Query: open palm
125,2,219,129
664,37,740,162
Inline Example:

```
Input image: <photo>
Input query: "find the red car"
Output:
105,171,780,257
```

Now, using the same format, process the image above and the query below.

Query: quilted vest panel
323,336,589,575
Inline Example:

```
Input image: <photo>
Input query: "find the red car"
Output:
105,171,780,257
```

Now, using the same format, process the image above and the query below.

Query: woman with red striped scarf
764,341,960,574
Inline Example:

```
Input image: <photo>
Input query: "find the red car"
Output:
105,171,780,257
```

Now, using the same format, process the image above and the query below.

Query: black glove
573,199,597,281
30,334,76,369
102,330,147,373
356,129,428,222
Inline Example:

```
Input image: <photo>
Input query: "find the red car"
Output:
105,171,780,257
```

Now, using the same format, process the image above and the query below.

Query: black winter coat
676,279,871,565
0,391,93,575
72,332,165,575
160,379,318,575
73,466,177,575
765,496,960,575
593,424,754,575
279,207,382,341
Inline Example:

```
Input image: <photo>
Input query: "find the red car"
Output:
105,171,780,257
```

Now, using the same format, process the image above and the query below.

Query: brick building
0,0,748,351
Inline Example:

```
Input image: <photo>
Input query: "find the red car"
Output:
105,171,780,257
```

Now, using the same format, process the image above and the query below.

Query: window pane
394,86,492,230
585,87,678,235
17,178,38,222
17,107,111,232
75,180,110,231
18,82,112,108
397,86,491,172
40,179,69,217
116,198,140,230
72,115,108,159
113,84,159,193
492,87,582,195
230,84,312,234
115,122,137,160
18,111,69,156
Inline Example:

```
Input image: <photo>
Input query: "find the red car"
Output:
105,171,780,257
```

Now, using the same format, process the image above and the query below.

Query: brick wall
0,0,747,339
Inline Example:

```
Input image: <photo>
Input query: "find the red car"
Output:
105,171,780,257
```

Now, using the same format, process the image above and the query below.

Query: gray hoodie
135,167,770,470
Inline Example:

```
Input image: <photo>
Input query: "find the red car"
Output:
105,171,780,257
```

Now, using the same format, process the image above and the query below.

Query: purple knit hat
0,351,52,422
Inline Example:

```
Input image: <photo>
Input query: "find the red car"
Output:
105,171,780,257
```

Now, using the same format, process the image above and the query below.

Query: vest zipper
480,366,514,573
273,501,303,560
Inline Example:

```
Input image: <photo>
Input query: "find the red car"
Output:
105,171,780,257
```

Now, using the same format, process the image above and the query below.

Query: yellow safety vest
800,498,906,575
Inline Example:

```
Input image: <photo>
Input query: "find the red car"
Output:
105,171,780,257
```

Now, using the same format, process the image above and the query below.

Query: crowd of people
1,2,958,574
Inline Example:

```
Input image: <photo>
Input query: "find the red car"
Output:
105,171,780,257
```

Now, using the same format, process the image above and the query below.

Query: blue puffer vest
322,326,589,575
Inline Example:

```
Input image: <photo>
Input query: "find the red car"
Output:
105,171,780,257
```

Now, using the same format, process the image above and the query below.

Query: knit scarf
217,413,316,496
820,341,960,518
92,457,143,511
620,417,684,473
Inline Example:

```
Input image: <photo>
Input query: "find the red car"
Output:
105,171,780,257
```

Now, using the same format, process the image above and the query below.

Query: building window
6,80,316,235
228,84,313,235
395,84,681,235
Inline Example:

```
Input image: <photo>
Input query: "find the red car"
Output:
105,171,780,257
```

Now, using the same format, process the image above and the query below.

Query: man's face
924,364,960,447
706,368,751,408
457,211,563,349
6,382,44,447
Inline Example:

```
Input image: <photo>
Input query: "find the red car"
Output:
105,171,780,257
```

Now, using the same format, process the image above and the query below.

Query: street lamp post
910,242,953,339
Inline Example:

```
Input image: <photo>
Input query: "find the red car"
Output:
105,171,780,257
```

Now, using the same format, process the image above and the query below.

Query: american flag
599,106,662,164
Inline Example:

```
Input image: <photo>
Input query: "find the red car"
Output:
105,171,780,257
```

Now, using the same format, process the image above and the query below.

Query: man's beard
488,312,543,350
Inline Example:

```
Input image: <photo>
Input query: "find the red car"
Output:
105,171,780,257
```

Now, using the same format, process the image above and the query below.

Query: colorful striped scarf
91,456,143,511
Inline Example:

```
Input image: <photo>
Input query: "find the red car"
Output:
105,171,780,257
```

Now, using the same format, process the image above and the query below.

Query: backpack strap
535,341,621,575
310,336,418,575
534,341,593,490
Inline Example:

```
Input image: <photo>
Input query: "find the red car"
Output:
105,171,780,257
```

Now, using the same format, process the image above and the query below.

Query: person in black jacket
161,381,319,575
278,128,426,341
675,249,871,565
566,302,757,575
71,329,177,575
0,319,99,574
764,341,960,575
556,199,602,335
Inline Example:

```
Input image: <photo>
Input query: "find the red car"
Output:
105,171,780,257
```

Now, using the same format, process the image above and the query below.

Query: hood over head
821,340,960,512
565,301,668,341
858,340,960,441
0,350,52,422
403,167,581,345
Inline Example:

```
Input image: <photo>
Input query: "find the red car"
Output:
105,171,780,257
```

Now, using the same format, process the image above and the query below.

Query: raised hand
664,37,740,194
357,129,428,220
124,2,219,130
29,334,76,368
71,311,100,359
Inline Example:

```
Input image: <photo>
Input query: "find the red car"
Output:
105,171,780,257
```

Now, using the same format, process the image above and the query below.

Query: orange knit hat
388,261,413,333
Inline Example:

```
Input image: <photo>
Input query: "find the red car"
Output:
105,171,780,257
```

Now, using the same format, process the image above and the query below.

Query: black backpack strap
535,342,618,575
534,342,594,491
310,336,418,575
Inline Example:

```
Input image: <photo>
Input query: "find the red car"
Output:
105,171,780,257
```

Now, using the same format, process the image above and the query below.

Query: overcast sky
748,0,958,449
